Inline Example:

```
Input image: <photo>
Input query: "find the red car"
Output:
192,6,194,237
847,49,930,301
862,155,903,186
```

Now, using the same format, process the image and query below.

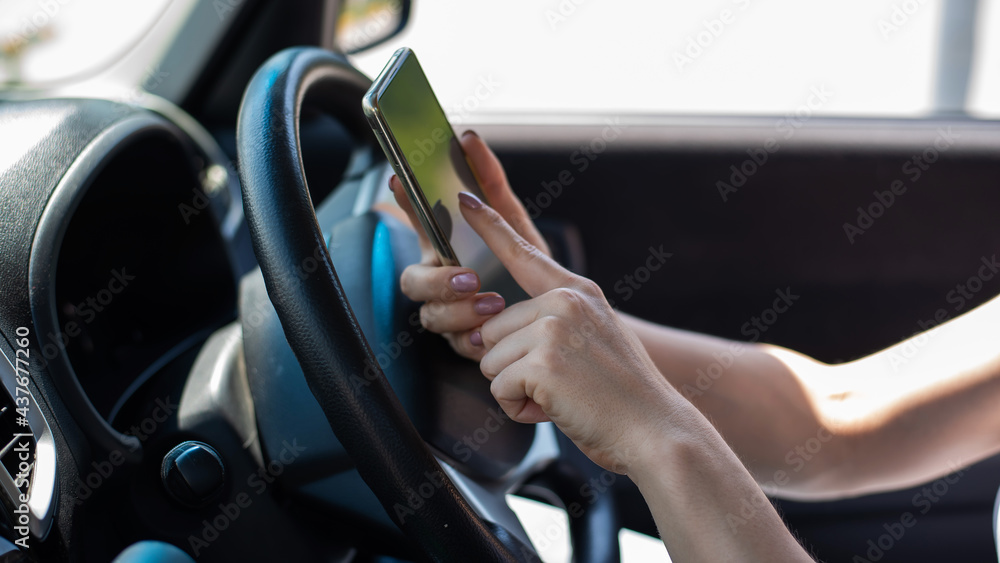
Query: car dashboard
0,96,245,557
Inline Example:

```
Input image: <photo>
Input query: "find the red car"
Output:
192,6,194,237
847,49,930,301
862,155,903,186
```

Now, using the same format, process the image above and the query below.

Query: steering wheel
235,47,620,562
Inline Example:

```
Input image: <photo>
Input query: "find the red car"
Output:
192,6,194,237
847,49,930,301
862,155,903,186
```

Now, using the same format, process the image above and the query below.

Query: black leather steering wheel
236,47,538,562
236,47,621,562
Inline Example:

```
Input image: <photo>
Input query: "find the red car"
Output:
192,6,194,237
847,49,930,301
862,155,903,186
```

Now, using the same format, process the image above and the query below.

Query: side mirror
333,0,412,55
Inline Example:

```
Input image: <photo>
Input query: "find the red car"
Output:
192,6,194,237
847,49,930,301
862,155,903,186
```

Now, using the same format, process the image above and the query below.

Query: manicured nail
450,273,478,293
458,191,483,209
470,331,483,347
474,295,505,315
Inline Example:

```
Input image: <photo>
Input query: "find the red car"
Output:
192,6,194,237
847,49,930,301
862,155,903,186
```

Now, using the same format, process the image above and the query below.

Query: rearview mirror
334,0,411,55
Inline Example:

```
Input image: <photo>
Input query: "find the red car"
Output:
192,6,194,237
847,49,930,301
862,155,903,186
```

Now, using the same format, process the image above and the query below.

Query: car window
0,0,169,88
351,0,1000,120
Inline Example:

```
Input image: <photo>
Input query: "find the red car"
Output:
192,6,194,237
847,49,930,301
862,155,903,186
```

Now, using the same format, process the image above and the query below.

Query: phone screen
371,49,516,295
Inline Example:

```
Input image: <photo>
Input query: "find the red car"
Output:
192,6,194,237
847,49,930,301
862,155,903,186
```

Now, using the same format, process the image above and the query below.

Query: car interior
0,0,998,561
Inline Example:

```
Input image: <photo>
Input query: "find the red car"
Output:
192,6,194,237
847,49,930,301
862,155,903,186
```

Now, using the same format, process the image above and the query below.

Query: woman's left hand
387,131,550,361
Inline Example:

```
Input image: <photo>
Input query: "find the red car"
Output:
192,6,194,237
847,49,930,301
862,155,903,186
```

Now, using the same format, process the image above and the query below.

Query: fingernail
474,295,505,315
458,191,483,209
450,272,478,293
388,175,396,191
470,331,483,347
462,129,479,139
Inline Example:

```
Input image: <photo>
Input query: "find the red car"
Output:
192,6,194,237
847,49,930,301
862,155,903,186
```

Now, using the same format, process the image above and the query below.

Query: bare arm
459,194,812,562
621,293,1000,499
627,400,815,562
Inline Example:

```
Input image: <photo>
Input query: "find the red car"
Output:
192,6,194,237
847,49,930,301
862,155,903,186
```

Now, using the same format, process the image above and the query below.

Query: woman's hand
459,190,816,561
391,130,550,361
456,190,676,473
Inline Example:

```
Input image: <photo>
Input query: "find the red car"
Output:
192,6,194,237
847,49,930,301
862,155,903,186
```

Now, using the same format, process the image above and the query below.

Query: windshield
0,0,169,89
351,0,1000,120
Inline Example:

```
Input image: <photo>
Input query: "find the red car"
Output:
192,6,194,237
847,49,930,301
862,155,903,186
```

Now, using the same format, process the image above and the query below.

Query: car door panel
480,118,1000,562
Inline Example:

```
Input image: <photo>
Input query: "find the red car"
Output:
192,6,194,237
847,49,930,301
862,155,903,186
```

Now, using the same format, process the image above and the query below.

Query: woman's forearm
618,312,849,497
825,295,1000,495
629,398,814,562
620,294,1000,499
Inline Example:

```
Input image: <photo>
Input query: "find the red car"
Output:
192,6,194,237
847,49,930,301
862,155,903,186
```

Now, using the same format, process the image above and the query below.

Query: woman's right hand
392,130,550,361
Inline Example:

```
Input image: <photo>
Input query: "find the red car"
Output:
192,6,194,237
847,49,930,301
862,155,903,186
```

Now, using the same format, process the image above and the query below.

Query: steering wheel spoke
439,421,561,550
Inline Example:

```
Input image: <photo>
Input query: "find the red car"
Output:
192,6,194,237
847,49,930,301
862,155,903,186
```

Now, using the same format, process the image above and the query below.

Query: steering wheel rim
235,47,540,561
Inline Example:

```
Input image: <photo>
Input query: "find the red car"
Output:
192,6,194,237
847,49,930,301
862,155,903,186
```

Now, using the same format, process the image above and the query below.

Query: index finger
460,131,550,255
458,191,574,298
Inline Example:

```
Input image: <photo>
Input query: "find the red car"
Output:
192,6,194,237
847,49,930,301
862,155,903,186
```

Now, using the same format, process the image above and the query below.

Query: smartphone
363,47,518,297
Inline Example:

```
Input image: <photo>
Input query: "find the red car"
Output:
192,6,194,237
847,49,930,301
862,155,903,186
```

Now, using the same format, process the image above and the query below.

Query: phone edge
362,47,463,268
